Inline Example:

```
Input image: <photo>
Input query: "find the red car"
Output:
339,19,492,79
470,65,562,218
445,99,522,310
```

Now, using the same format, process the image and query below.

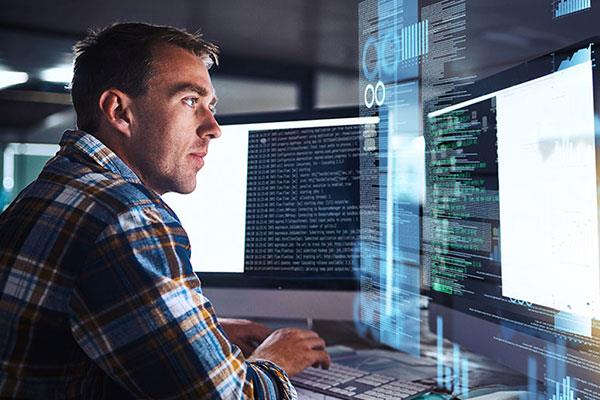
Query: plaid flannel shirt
0,130,296,399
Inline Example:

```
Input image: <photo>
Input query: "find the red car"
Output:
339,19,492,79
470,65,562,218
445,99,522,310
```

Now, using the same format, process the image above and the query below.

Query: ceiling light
0,70,29,90
40,66,73,83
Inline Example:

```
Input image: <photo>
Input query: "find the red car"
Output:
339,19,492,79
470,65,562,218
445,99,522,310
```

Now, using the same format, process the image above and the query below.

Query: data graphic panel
358,0,425,356
422,0,472,111
553,0,591,18
357,3,600,399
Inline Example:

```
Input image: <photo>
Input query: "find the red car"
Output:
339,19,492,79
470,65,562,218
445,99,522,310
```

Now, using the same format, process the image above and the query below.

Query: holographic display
357,1,600,397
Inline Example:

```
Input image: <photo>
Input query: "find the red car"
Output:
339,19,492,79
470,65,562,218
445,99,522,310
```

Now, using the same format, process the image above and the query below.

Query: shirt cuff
248,359,298,400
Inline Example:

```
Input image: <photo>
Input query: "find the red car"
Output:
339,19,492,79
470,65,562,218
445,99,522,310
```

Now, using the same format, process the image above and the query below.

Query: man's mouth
189,152,207,168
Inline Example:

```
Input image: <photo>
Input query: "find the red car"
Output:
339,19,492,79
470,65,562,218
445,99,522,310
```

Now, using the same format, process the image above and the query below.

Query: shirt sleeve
68,205,297,399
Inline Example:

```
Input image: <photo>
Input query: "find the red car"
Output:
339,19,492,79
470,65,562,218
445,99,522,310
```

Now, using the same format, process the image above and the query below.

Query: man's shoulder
18,152,169,223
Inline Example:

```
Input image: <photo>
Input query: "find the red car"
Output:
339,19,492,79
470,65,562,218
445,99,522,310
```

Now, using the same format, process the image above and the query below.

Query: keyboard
291,362,432,400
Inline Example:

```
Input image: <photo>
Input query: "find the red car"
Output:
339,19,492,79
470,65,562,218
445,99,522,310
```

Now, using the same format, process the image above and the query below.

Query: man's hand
220,318,273,357
248,328,331,377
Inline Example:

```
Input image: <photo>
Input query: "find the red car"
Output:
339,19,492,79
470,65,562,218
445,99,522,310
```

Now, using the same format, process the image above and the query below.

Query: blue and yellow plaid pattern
0,130,296,399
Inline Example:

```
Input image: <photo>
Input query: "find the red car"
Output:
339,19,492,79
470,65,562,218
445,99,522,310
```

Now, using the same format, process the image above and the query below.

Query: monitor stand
203,287,357,322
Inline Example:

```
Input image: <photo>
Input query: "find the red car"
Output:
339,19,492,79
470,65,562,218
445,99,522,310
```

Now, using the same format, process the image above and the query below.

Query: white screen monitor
163,111,378,320
426,38,600,387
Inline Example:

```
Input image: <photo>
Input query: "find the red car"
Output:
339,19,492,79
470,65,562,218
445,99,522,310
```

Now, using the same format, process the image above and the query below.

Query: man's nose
200,113,222,140
211,120,222,139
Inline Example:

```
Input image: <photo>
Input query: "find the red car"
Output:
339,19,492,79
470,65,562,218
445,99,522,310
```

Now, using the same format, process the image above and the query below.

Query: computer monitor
425,38,600,395
162,110,379,321
1,142,60,209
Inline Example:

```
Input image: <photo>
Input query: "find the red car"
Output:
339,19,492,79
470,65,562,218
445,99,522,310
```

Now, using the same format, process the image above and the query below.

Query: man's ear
98,88,135,137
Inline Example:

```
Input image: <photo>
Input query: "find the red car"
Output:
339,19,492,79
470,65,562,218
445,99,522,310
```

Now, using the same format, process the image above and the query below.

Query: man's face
127,44,221,195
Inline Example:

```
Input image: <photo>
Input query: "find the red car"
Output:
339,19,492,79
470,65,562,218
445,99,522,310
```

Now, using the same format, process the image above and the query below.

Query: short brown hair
70,22,219,133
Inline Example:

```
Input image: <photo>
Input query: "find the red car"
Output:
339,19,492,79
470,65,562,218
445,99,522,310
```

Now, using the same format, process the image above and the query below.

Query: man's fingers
319,350,331,369
304,337,326,351
312,350,331,369
250,327,332,377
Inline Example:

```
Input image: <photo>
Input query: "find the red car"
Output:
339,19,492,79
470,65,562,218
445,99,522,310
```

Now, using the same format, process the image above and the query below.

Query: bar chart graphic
554,0,591,18
548,377,580,400
401,20,429,61
525,354,582,400
436,316,470,397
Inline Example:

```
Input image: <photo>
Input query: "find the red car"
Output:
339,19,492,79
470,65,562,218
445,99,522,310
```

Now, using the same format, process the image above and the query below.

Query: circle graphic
375,80,386,106
364,84,375,108
361,36,379,81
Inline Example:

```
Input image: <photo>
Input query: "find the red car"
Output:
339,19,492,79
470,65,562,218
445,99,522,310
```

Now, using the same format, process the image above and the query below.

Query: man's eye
183,97,199,108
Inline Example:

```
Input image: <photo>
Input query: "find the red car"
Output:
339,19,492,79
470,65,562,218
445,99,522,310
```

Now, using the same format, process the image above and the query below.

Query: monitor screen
163,115,379,291
425,39,600,388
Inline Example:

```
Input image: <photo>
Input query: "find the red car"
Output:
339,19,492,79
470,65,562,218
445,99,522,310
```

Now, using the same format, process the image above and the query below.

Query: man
0,22,329,399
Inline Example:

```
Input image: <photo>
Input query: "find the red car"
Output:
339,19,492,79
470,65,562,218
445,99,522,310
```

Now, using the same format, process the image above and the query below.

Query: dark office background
0,0,599,202
1,0,599,133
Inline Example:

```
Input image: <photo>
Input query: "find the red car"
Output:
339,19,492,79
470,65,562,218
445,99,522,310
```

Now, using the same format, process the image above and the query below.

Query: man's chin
173,180,197,195
157,181,195,196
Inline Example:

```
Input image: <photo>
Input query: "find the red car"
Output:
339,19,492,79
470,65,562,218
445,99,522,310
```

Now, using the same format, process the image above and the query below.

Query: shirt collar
59,130,143,185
